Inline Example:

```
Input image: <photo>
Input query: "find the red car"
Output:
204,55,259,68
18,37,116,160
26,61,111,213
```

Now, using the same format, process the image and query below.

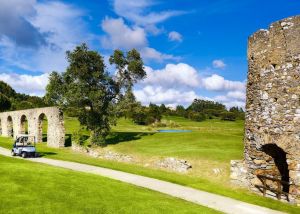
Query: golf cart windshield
15,137,35,147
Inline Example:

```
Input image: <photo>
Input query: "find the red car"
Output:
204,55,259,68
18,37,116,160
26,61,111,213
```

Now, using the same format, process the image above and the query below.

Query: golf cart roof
16,135,35,138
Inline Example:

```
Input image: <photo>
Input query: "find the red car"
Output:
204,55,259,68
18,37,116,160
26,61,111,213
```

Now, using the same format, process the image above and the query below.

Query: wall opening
20,115,28,134
7,116,13,137
38,113,48,143
261,144,290,193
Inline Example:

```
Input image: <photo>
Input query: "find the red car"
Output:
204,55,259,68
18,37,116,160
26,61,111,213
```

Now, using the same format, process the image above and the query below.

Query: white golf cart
11,135,39,158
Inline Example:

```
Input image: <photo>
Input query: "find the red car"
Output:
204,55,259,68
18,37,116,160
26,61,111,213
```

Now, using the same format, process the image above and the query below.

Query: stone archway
261,144,290,193
37,113,48,143
20,115,28,135
7,116,13,137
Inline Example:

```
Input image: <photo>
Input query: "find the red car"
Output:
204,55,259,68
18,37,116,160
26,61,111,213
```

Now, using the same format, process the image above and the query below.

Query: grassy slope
1,116,299,213
0,155,219,214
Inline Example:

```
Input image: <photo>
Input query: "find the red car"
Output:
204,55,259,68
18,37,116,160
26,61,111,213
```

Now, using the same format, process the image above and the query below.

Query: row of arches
0,113,48,143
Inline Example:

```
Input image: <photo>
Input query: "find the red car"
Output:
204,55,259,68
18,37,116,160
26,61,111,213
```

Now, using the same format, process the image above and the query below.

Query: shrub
220,112,237,121
187,112,206,122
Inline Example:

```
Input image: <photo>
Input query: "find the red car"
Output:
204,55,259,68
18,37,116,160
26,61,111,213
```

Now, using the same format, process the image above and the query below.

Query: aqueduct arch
0,107,65,147
20,114,28,135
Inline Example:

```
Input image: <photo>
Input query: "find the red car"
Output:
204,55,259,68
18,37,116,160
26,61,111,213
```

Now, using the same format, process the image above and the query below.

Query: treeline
174,99,245,122
0,81,47,112
127,99,244,126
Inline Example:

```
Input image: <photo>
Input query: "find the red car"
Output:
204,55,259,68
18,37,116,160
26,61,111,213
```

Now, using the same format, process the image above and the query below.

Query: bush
187,112,206,122
72,129,86,146
132,104,162,125
220,112,237,121
132,107,148,125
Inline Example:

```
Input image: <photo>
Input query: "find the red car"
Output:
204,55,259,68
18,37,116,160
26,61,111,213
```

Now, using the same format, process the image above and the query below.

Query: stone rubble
156,157,192,173
72,143,192,173
100,151,133,163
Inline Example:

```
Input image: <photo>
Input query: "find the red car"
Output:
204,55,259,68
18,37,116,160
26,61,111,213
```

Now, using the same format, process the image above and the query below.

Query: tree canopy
0,93,11,112
45,44,121,145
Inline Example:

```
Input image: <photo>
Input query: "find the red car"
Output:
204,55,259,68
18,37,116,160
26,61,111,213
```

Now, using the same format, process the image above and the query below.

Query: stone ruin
0,107,65,147
231,15,300,203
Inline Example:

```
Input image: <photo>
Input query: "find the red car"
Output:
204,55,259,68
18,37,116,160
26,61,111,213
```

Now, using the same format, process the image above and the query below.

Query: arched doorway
7,116,13,137
262,144,289,193
38,113,48,143
20,115,28,134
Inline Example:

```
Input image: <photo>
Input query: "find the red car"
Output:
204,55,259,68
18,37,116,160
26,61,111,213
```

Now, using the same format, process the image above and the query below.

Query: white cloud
140,47,179,62
168,31,183,42
0,1,90,73
112,0,186,26
134,63,245,108
142,63,200,88
101,17,178,62
226,90,245,101
0,0,46,48
101,17,147,50
0,73,48,96
202,74,245,91
212,59,226,69
134,86,198,107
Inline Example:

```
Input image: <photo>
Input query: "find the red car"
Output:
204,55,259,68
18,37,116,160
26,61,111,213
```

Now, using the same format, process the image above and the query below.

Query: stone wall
0,107,65,147
231,15,300,203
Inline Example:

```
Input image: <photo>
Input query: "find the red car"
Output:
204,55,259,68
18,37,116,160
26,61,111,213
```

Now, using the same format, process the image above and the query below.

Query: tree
0,93,11,112
109,49,146,91
147,103,162,124
187,99,226,112
159,104,167,114
45,43,119,146
45,72,65,105
0,81,16,97
115,88,139,118
13,100,33,110
175,105,186,116
220,112,237,121
109,49,146,119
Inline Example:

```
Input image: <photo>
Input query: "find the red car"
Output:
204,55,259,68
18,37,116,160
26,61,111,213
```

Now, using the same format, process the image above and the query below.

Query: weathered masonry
0,107,65,148
231,15,300,203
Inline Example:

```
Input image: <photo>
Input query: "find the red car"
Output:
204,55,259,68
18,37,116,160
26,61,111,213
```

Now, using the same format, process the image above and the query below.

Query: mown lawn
0,155,219,214
1,115,300,213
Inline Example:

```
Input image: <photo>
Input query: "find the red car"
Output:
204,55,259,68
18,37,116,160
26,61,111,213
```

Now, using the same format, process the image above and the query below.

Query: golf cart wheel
21,152,27,158
11,151,16,156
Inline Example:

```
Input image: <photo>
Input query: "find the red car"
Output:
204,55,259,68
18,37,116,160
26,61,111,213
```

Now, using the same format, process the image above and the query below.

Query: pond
157,130,192,133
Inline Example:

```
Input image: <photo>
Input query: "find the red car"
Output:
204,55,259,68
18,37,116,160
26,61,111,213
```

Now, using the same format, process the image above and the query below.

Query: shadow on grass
38,152,57,157
64,134,90,147
42,134,47,143
106,132,155,145
65,134,72,147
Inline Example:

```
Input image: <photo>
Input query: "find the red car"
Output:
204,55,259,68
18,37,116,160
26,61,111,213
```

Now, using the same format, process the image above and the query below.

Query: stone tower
231,15,300,203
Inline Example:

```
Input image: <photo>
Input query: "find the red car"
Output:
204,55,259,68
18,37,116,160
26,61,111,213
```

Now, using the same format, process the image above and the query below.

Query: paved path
0,147,285,214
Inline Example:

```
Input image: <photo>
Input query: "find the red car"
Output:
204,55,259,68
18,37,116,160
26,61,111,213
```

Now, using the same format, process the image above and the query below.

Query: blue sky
0,0,299,108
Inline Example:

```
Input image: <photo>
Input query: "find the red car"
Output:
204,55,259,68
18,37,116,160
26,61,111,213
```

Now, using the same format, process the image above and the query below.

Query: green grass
1,116,300,213
0,155,219,214
0,139,299,213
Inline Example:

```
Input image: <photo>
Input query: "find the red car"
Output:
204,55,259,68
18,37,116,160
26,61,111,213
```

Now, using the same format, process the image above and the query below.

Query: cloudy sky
0,0,299,108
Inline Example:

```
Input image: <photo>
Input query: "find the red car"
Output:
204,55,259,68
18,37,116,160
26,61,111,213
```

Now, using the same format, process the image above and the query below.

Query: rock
101,151,133,163
212,168,223,175
156,157,192,173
